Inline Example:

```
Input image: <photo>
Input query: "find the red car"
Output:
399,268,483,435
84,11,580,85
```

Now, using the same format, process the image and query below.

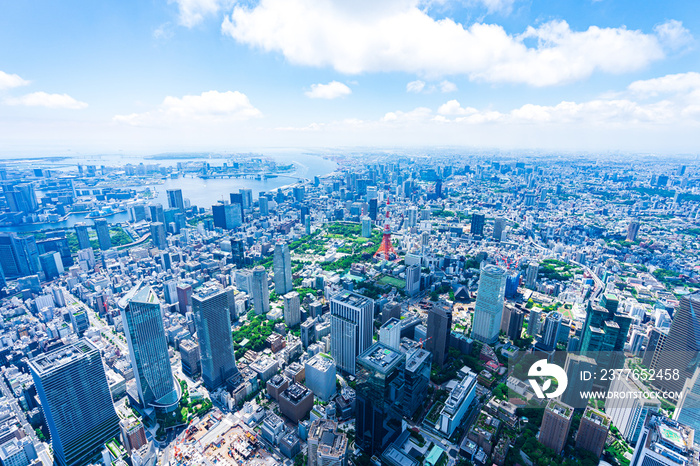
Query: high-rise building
39,251,64,280
651,292,700,394
405,264,421,297
148,203,165,224
368,198,378,221
212,203,243,230
492,217,505,241
119,283,180,410
406,206,418,228
305,353,336,402
361,216,372,238
575,407,611,458
356,343,405,456
94,219,112,250
74,222,91,250
536,311,562,352
283,291,301,327
229,193,246,223
330,291,374,375
179,338,200,378
251,265,270,315
239,188,253,210
166,189,184,211
193,284,238,391
379,317,401,350
470,213,485,237
0,233,40,279
381,301,401,324
119,419,148,455
471,264,506,344
259,196,269,217
626,219,641,242
149,222,167,250
642,327,666,368
507,308,525,341
606,376,660,444
426,302,452,367
176,284,192,314
539,400,573,454
525,262,539,288
402,348,432,417
29,339,120,466
630,414,696,466
307,419,348,466
273,242,293,295
561,353,597,409
437,369,478,437
675,366,700,437
279,383,314,423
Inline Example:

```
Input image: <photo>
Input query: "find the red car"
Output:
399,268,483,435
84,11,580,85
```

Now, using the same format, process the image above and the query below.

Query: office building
119,419,147,455
119,283,180,411
239,188,253,210
261,413,285,445
251,265,270,315
471,264,506,344
305,353,337,402
402,349,432,417
148,203,165,224
527,308,541,337
525,262,539,289
283,291,301,327
643,327,667,368
0,233,40,279
193,284,238,390
279,383,314,423
39,252,64,280
471,213,485,237
674,366,700,436
229,193,246,222
212,203,242,230
259,196,269,217
651,292,700,394
166,188,184,211
536,311,562,352
405,264,421,297
176,284,192,314
492,217,505,241
627,219,641,242
438,369,478,437
29,339,120,466
561,353,597,410
379,317,401,350
149,222,167,250
382,301,401,324
307,419,348,466
426,302,452,367
356,343,405,455
406,206,418,228
630,414,696,466
606,376,660,444
70,308,90,337
94,219,112,250
74,223,91,250
539,400,573,454
179,339,200,378
273,242,293,295
330,291,374,375
575,407,611,458
0,437,37,466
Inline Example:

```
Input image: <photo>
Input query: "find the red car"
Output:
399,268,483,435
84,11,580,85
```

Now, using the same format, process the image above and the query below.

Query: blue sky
0,0,698,155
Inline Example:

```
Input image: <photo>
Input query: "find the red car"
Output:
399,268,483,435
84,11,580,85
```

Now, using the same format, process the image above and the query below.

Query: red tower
374,199,399,261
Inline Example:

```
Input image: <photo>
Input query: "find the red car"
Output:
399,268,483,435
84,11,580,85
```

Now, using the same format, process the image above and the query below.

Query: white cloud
5,92,87,109
221,0,686,85
439,80,457,92
0,71,30,90
437,99,477,115
153,22,175,40
304,81,352,99
654,20,694,51
628,72,700,97
171,0,229,27
113,90,261,126
406,80,426,93
472,0,515,14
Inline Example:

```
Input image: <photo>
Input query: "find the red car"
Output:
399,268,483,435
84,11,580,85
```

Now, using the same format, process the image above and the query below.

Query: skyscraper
630,414,696,466
193,284,239,391
0,232,40,279
119,283,180,410
239,188,253,210
166,188,184,211
674,366,700,436
330,291,374,375
283,291,301,327
273,242,293,294
379,317,401,350
651,292,700,394
492,217,505,241
536,311,562,352
356,342,405,456
405,264,421,297
229,193,246,222
307,419,348,466
525,262,539,288
426,301,453,367
148,202,165,224
29,339,120,466
575,407,611,458
212,203,243,230
470,213,485,237
39,252,64,280
94,219,112,250
605,376,660,444
471,264,506,344
251,265,270,315
74,222,91,250
539,400,573,454
626,219,641,242
259,196,269,217
149,222,167,250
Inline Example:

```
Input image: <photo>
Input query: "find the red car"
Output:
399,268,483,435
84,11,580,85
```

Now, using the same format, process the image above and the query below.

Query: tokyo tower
374,199,399,261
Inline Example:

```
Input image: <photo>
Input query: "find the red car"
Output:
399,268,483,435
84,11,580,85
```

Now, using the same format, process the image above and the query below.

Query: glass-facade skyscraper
471,264,506,344
193,284,239,390
273,242,293,294
120,283,180,410
29,339,120,466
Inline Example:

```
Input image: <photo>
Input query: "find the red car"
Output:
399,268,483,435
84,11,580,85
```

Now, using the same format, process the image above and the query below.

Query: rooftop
332,290,372,308
358,342,404,374
29,339,96,375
